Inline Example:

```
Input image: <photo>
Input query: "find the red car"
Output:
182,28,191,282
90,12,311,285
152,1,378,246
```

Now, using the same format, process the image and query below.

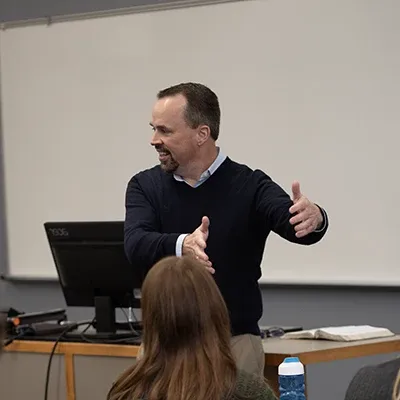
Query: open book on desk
281,325,395,342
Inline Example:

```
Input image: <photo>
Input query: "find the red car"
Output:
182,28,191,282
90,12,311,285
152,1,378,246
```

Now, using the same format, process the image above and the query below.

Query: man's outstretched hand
289,181,323,238
182,216,215,273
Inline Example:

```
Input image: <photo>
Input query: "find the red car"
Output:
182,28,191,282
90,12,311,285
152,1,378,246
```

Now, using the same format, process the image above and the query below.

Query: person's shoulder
225,157,271,182
125,165,173,198
131,164,163,180
350,357,400,382
232,369,277,400
127,164,167,187
225,157,253,174
373,357,400,371
222,158,279,197
345,358,400,400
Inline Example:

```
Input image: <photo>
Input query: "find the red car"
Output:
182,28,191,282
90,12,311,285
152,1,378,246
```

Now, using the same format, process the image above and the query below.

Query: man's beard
160,156,179,173
156,145,179,173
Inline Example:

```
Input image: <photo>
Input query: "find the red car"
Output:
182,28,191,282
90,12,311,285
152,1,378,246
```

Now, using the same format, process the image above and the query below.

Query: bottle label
279,374,305,399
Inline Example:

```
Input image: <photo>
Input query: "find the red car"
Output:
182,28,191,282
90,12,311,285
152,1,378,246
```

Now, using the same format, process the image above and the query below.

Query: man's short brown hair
157,82,221,141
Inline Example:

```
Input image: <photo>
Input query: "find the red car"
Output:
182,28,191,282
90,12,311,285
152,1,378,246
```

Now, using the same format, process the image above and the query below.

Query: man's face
150,95,198,173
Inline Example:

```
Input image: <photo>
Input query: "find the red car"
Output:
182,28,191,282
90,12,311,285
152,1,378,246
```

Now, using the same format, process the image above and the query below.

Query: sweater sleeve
233,371,278,400
124,175,181,274
253,170,328,245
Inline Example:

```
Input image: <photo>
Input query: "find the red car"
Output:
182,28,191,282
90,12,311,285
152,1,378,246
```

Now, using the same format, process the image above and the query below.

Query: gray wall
0,1,399,400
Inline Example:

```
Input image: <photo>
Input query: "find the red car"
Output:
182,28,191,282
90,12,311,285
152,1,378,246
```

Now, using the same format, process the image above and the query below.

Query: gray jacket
345,357,400,400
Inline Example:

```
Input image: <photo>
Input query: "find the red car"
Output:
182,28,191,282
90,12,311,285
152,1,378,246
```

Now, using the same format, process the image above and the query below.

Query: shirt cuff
175,234,188,256
314,207,328,232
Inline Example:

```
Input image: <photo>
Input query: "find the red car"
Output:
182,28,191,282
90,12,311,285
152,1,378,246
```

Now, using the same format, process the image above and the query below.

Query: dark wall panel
0,0,215,23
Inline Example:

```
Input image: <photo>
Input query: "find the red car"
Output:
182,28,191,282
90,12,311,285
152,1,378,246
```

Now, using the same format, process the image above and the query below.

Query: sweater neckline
165,157,231,189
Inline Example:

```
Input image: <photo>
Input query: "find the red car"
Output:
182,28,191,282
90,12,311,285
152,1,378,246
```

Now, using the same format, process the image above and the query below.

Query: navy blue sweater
124,157,328,336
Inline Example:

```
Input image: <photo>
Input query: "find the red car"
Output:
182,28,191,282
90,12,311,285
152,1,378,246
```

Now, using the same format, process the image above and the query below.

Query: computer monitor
44,221,143,340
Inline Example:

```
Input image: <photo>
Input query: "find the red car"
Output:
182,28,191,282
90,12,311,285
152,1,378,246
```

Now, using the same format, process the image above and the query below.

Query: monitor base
65,325,140,342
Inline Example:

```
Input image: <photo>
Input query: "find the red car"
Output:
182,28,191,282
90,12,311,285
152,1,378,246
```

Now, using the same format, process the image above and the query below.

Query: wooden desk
263,335,400,394
2,335,400,399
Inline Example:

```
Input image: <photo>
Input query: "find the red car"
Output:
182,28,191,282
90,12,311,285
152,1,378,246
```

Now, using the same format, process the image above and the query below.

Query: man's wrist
314,206,327,232
175,234,189,256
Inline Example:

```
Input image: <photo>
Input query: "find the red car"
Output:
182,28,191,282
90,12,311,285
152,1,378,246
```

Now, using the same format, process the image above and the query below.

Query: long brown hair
107,256,237,400
394,369,400,400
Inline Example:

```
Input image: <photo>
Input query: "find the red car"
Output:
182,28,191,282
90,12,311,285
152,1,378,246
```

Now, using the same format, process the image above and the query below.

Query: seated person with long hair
107,256,277,400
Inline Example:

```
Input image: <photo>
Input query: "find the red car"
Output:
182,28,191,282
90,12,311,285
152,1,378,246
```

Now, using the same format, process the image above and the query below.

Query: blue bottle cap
284,357,300,363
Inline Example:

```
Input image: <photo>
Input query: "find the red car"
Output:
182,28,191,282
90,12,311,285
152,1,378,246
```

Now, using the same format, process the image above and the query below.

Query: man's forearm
124,227,180,273
124,176,182,272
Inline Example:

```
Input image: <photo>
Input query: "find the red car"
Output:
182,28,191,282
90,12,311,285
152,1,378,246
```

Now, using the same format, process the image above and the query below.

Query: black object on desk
44,221,143,341
8,308,67,327
260,325,303,338
3,308,70,346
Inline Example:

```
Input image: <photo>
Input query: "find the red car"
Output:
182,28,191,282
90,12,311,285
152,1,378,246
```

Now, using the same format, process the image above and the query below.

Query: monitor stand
65,296,142,343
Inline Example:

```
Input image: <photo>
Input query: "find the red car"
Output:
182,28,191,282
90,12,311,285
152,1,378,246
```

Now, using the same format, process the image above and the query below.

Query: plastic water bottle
278,357,306,399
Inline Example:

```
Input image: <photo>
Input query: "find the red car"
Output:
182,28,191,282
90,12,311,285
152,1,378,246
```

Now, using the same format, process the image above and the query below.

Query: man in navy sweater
124,82,328,376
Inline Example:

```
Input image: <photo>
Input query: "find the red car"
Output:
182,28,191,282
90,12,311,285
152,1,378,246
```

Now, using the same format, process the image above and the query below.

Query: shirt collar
173,147,226,184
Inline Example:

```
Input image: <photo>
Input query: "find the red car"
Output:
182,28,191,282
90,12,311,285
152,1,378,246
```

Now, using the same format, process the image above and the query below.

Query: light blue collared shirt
173,147,226,188
175,148,226,255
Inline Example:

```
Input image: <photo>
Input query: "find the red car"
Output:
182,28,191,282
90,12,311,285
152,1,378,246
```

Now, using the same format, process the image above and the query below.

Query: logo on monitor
48,228,69,237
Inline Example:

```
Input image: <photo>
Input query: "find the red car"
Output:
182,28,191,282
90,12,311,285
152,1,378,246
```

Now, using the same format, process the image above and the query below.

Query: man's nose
150,131,162,146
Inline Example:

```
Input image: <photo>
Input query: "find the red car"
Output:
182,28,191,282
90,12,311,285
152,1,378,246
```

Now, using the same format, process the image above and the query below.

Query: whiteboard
1,0,400,284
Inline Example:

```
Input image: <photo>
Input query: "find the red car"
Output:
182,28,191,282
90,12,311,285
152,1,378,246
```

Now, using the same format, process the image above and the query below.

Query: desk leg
264,365,279,397
65,353,76,400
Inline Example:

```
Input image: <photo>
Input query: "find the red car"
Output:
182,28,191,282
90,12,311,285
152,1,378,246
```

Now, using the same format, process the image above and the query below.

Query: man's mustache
155,145,170,153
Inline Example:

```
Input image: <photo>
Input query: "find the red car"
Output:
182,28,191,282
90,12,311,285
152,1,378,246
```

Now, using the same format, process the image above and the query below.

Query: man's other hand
289,181,324,238
182,216,215,273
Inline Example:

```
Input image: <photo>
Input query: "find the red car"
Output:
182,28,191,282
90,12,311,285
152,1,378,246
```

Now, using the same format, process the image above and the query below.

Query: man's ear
197,125,211,146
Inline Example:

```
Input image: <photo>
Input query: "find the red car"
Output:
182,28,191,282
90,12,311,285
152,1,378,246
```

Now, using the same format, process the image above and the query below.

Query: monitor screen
44,221,141,310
